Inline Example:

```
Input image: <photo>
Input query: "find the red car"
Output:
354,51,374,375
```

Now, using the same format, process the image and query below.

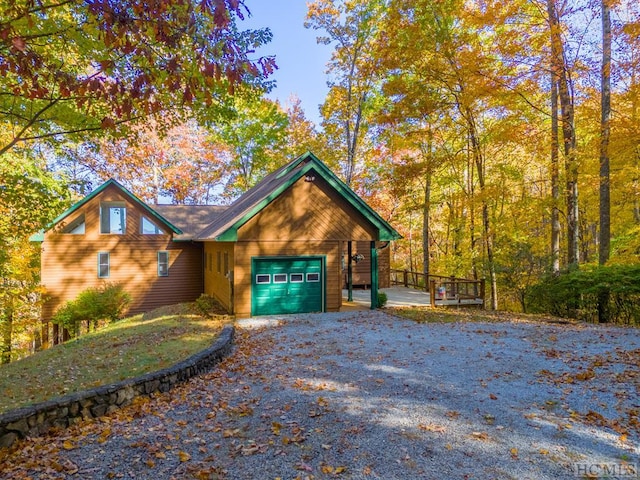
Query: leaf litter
1,310,639,479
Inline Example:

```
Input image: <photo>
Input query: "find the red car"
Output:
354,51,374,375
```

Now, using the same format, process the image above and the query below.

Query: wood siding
233,176,382,316
342,241,391,289
238,176,378,242
233,241,341,317
203,242,234,311
41,184,203,322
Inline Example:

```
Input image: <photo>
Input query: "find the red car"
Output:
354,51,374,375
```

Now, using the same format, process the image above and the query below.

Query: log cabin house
33,152,400,344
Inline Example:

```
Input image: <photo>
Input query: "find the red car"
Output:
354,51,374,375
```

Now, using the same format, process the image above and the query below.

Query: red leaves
11,36,27,52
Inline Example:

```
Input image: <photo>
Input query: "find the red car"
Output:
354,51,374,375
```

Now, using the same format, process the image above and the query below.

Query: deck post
480,278,486,309
347,241,353,302
370,241,378,309
403,269,408,287
429,280,436,307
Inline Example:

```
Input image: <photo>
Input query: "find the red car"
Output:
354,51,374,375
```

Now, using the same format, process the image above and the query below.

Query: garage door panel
252,257,323,316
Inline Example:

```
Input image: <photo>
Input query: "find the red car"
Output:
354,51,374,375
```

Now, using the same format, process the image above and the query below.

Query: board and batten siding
203,242,234,312
41,184,203,323
232,175,380,316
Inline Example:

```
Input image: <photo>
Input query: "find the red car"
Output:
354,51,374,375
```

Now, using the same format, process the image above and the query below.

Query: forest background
2,0,639,362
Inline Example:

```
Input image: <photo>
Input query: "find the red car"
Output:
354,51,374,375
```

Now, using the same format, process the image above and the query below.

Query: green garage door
252,257,324,316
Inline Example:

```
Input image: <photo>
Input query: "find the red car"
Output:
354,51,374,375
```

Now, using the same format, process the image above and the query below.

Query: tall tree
0,0,276,155
547,0,580,267
208,96,289,196
599,0,612,265
0,154,69,359
306,0,382,185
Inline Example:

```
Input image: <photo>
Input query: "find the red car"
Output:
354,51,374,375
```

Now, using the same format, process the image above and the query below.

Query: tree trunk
466,109,497,310
598,0,612,323
550,72,561,275
1,296,13,364
599,0,611,266
422,128,434,279
422,168,432,278
548,0,579,267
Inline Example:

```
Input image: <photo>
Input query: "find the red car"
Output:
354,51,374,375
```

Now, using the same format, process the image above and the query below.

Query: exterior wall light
351,253,365,263
304,174,316,182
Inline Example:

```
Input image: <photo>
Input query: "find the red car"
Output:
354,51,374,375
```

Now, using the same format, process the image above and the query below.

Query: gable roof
196,151,402,242
153,205,227,241
32,179,183,241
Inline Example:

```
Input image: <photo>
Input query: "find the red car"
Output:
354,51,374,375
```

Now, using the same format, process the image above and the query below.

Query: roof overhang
201,152,402,242
30,179,183,242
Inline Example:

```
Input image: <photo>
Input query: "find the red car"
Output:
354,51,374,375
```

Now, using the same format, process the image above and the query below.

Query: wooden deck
390,269,485,308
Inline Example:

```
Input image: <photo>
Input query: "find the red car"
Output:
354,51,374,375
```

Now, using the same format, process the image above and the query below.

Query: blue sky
241,1,333,126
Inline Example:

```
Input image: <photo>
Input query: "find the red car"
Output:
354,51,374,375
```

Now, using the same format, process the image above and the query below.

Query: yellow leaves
155,451,167,459
97,427,112,444
271,421,282,436
146,459,155,468
510,447,518,458
178,451,191,462
62,440,75,450
539,448,549,455
321,464,347,475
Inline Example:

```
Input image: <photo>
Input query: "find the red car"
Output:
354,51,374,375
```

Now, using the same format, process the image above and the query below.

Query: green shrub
526,265,640,325
194,293,218,317
377,292,388,308
52,283,131,338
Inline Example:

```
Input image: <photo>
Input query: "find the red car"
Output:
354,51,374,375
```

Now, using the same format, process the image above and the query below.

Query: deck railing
390,269,485,307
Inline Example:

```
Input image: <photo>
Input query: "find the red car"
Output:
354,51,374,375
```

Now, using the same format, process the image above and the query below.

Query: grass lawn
0,303,232,415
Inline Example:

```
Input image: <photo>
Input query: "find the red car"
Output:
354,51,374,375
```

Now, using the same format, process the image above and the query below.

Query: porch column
347,241,353,302
370,240,378,309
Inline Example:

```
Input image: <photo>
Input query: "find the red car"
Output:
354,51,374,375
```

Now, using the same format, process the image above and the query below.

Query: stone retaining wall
0,326,235,449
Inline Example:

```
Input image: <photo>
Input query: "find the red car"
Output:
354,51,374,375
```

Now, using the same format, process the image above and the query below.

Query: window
290,273,304,283
141,216,164,235
273,274,287,283
256,274,270,284
61,214,85,234
100,202,126,234
217,251,221,273
306,273,320,282
98,252,110,278
223,252,229,275
158,251,169,277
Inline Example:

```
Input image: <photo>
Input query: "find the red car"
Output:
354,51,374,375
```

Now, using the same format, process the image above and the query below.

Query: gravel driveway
1,311,639,479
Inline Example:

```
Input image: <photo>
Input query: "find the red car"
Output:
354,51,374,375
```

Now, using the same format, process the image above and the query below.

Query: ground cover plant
388,306,575,325
0,302,231,414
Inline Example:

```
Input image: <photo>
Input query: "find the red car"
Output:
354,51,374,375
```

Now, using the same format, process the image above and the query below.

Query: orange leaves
321,464,347,475
418,423,446,433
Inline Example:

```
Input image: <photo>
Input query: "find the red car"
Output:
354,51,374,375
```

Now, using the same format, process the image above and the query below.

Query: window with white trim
141,216,164,235
273,274,287,283
306,273,320,282
98,252,110,278
100,201,126,234
61,214,85,234
290,273,304,283
256,274,270,284
158,251,169,277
